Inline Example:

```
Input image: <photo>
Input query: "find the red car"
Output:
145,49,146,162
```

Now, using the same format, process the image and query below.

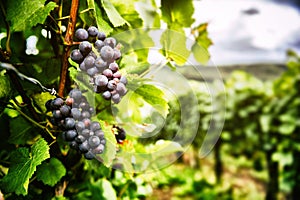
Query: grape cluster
113,125,126,144
70,26,128,104
46,89,105,160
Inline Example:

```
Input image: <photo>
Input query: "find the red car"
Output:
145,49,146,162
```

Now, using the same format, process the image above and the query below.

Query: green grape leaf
36,158,66,186
160,29,190,66
191,23,212,64
0,74,11,100
95,121,117,167
134,84,169,118
32,92,56,113
160,0,194,29
135,1,161,28
100,0,129,27
6,0,57,32
8,116,40,145
0,138,50,195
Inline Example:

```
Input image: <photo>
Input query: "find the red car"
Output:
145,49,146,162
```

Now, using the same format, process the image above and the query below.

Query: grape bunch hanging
70,26,128,104
46,89,105,160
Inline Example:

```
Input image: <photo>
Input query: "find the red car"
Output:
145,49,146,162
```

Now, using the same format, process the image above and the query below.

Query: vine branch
58,0,79,97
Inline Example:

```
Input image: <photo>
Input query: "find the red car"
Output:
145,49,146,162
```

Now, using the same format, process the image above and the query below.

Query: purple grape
97,32,106,41
81,129,90,137
70,49,84,64
92,144,104,154
116,83,127,96
95,130,104,139
102,90,111,100
100,46,114,61
79,141,89,153
113,49,121,60
104,37,117,48
83,56,95,69
79,102,90,111
64,130,77,141
88,136,100,147
90,122,101,131
65,117,76,129
52,98,64,108
60,105,71,116
94,57,107,72
84,150,95,160
109,62,119,72
52,110,62,119
87,67,99,77
76,121,85,132
79,62,87,71
111,93,121,104
107,80,117,90
95,40,105,51
75,28,88,41
69,89,82,101
79,41,92,55
120,76,128,85
71,108,81,120
87,26,99,37
94,74,108,87
75,135,86,144
113,71,121,79
102,69,113,78
82,118,91,128
81,111,91,119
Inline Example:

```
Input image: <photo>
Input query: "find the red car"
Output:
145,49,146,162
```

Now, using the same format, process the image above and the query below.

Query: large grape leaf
0,138,50,195
100,0,129,27
8,116,40,145
135,0,161,28
160,29,190,66
36,158,66,186
160,0,194,29
6,0,57,32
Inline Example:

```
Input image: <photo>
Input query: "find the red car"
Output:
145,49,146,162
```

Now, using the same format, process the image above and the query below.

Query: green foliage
36,158,66,186
0,138,50,195
6,0,57,32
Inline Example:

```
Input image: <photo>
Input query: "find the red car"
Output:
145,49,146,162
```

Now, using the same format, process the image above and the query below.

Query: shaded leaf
0,138,50,195
100,0,129,27
36,158,66,186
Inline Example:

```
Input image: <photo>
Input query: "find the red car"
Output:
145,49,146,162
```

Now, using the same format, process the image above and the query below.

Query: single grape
45,99,54,111
88,51,97,59
79,141,89,153
89,107,95,114
95,130,104,139
102,90,111,100
88,135,100,147
79,102,90,111
84,151,95,160
100,46,114,61
76,121,85,132
120,76,128,85
113,49,121,60
94,74,108,87
65,117,76,129
65,97,74,106
79,62,87,71
52,110,62,119
107,80,117,90
94,57,107,72
86,67,99,77
112,93,121,104
69,140,79,149
103,69,113,78
81,129,90,137
87,26,99,37
75,135,86,144
100,139,106,145
75,28,89,41
89,131,94,136
109,62,119,72
90,122,101,132
81,111,91,119
113,71,121,79
83,56,95,69
116,83,127,96
60,105,71,116
69,89,82,101
70,49,84,64
95,40,105,51
52,98,64,108
92,144,104,154
64,130,77,141
82,118,91,128
104,37,117,48
71,108,81,120
79,41,92,56
97,32,106,41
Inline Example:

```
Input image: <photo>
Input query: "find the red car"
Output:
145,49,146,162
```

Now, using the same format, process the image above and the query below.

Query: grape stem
58,0,79,97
